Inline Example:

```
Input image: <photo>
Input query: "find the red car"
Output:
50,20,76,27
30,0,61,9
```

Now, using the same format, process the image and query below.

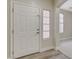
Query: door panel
14,3,40,58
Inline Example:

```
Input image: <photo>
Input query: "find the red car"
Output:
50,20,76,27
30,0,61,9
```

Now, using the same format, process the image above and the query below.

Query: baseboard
60,37,72,41
40,47,54,52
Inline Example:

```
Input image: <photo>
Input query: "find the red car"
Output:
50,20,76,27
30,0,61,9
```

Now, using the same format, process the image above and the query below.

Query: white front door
14,2,40,58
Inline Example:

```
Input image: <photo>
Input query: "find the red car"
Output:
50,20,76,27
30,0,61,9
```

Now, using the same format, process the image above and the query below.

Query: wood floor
16,50,71,59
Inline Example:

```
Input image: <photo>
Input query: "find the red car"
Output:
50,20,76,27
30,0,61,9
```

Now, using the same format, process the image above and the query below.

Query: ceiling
60,0,72,12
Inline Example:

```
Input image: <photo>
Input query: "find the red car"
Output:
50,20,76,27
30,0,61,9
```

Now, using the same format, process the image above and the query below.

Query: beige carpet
17,50,70,59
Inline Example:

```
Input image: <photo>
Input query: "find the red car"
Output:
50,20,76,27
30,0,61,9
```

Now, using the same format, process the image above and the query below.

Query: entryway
10,0,54,59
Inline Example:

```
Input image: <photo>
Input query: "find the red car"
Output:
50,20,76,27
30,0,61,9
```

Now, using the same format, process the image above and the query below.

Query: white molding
60,37,72,41
40,47,54,52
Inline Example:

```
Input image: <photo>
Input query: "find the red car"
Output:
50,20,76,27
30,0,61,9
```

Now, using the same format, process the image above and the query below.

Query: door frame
10,0,14,59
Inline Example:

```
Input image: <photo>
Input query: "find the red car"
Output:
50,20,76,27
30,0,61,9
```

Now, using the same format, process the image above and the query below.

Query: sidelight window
59,13,64,33
43,10,50,39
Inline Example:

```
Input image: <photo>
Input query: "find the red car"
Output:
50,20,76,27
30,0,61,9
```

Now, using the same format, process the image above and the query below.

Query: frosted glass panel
60,14,64,18
59,24,64,33
43,25,49,31
59,14,64,23
59,13,64,33
43,32,49,38
43,10,50,17
43,17,49,24
43,10,50,39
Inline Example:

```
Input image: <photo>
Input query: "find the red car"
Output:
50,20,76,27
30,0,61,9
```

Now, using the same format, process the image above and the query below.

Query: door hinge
12,30,14,34
12,51,14,55
12,8,14,12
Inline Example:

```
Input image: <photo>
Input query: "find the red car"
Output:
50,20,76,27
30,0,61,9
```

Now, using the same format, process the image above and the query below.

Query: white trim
56,37,72,48
40,47,54,52
39,9,42,53
60,37,72,41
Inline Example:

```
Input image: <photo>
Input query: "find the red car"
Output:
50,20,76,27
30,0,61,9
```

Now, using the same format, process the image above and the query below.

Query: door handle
36,28,40,34
36,31,40,34
37,28,40,31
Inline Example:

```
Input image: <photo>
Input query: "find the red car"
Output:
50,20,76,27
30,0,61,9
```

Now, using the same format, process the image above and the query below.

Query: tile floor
16,49,71,59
